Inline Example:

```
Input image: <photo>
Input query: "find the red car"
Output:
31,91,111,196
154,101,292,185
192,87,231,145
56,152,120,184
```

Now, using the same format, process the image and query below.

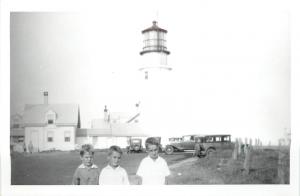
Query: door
30,130,39,152
92,136,98,147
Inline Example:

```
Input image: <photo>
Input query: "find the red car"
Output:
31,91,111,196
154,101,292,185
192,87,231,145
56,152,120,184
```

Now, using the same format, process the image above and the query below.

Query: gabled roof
78,122,148,137
126,113,140,123
76,128,111,137
111,123,147,137
22,104,79,127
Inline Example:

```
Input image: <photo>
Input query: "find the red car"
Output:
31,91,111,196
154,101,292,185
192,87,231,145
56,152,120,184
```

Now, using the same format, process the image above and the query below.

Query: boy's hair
108,145,123,156
80,144,94,157
145,137,160,149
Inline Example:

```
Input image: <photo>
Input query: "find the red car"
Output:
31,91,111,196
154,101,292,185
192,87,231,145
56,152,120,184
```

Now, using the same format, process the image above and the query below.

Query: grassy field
168,148,290,184
11,150,190,185
11,148,289,185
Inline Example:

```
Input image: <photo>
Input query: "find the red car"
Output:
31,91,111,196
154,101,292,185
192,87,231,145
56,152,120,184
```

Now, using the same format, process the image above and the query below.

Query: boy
72,144,100,185
136,137,170,185
99,145,130,185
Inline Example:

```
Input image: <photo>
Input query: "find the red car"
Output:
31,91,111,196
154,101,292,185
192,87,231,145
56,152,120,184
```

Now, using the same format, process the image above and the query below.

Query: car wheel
165,146,174,155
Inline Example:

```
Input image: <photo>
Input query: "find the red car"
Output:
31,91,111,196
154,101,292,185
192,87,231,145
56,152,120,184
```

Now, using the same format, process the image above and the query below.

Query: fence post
243,138,248,155
258,139,262,151
238,138,243,155
277,149,286,184
232,138,238,160
243,145,252,174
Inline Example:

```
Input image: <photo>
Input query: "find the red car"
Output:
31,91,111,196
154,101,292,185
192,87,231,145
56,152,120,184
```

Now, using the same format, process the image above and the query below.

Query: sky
9,0,290,144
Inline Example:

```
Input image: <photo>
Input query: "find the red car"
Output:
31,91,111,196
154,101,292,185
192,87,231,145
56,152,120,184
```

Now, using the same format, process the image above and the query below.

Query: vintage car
164,135,200,154
164,134,233,156
126,138,143,153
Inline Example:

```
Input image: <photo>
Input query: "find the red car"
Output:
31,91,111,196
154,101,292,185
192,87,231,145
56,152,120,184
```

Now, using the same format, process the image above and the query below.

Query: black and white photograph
1,0,299,195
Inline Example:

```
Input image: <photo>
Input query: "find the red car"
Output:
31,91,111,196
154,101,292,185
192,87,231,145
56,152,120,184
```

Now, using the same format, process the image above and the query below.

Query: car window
206,136,214,143
222,136,230,142
183,136,191,141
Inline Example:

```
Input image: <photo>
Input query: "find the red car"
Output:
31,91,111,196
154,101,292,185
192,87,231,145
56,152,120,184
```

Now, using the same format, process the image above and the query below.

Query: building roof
111,123,147,137
22,104,79,127
142,21,167,33
76,128,112,137
11,128,25,136
77,123,148,137
109,112,138,123
91,119,111,129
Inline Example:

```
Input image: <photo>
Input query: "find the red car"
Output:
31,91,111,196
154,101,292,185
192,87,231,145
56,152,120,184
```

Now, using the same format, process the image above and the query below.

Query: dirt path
129,156,226,184
169,157,199,169
168,157,225,184
128,157,201,185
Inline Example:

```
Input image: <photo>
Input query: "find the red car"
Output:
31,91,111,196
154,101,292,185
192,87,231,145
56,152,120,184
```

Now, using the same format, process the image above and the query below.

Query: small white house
76,120,148,149
76,106,148,149
22,92,80,152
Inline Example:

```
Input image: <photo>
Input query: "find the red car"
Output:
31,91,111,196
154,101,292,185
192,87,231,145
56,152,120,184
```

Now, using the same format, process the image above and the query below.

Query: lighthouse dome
140,21,170,55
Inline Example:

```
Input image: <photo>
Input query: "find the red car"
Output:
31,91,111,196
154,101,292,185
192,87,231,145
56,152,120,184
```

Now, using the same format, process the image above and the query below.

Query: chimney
43,91,48,104
104,105,109,122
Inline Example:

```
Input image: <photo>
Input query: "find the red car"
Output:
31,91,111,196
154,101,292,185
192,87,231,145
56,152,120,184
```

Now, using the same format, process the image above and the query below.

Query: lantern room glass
143,31,167,52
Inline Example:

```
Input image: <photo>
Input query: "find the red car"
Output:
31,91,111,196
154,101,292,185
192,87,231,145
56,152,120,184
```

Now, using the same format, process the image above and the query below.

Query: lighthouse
139,21,171,80
138,21,173,137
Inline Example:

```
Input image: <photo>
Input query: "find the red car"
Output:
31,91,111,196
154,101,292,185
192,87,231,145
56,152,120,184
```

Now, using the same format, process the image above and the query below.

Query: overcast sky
10,0,290,143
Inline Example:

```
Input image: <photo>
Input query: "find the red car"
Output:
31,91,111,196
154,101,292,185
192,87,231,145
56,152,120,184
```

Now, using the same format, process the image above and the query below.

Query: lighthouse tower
138,21,173,136
139,21,171,80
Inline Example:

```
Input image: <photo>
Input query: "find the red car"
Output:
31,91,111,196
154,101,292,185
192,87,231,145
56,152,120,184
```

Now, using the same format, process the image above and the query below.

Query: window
215,137,221,142
18,137,24,143
47,131,54,142
64,131,71,142
13,124,20,128
223,136,230,142
45,110,56,125
206,136,214,143
183,136,191,141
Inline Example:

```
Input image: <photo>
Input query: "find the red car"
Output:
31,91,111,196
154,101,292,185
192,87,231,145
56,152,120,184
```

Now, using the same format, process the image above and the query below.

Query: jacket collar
78,164,98,169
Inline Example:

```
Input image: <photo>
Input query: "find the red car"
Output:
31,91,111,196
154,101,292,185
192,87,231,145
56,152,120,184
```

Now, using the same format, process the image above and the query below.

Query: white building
22,92,80,152
76,106,148,149
137,21,175,137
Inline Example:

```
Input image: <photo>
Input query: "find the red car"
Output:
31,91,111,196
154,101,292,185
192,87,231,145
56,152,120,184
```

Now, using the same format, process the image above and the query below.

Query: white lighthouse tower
138,21,174,136
139,21,171,80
